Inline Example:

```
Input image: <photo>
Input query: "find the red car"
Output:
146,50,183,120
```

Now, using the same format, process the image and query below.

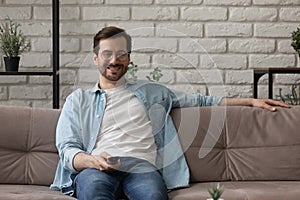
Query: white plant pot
206,198,224,200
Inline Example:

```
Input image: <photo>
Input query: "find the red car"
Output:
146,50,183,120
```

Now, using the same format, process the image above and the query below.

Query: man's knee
76,168,105,186
75,168,119,199
124,172,168,200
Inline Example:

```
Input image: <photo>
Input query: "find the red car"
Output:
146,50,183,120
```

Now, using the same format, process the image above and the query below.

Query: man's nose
109,54,119,65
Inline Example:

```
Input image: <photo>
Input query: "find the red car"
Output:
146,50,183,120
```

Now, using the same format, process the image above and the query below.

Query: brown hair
93,26,132,55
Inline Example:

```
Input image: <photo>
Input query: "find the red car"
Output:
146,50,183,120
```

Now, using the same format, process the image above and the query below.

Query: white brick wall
0,0,299,108
182,7,227,21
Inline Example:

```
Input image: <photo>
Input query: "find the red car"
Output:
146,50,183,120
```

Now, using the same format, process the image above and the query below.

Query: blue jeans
74,157,168,200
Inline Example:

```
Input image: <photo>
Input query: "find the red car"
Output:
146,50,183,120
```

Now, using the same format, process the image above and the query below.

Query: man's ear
127,53,131,65
125,54,131,69
93,54,98,65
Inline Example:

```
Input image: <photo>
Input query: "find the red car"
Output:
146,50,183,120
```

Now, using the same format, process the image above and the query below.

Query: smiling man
50,26,290,200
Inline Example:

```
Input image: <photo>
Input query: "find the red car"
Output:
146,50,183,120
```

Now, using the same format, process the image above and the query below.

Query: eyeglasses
100,50,129,61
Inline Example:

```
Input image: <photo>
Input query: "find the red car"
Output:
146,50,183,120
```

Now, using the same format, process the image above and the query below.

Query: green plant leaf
291,27,300,54
208,183,223,200
127,62,164,82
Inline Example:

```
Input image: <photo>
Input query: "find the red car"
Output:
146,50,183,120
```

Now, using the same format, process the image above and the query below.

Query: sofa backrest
0,106,60,186
1,105,299,186
171,106,300,183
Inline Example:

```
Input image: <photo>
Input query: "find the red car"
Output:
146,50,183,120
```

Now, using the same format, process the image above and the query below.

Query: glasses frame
99,50,129,62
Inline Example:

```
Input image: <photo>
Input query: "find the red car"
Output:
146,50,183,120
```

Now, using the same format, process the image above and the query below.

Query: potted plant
0,16,30,72
207,183,224,200
276,84,300,105
291,27,300,57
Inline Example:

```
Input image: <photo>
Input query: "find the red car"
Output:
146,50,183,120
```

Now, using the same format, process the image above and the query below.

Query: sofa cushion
0,106,61,185
225,106,300,181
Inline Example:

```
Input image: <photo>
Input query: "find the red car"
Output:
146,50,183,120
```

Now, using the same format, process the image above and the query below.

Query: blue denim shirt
50,80,222,195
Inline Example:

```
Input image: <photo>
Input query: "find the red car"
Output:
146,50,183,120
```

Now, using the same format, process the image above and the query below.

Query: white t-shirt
91,85,157,165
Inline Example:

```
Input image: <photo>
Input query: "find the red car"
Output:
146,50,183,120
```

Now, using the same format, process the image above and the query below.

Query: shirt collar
91,83,102,93
90,80,136,94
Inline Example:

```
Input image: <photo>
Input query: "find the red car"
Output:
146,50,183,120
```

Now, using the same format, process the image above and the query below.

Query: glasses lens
101,51,128,61
116,52,128,61
101,51,113,60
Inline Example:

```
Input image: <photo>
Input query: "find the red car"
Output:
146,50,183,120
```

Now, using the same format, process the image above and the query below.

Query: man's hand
251,98,291,111
220,97,291,111
94,152,120,171
73,151,120,172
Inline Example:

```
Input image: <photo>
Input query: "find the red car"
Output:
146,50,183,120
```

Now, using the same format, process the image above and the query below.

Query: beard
100,63,127,82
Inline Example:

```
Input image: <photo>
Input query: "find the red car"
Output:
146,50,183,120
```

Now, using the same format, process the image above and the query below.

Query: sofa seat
168,181,300,200
0,185,75,200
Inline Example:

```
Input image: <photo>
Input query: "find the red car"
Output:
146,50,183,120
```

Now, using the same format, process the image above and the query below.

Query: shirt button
96,115,100,118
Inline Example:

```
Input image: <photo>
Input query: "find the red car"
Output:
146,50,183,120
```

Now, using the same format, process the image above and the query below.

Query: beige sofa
0,105,300,200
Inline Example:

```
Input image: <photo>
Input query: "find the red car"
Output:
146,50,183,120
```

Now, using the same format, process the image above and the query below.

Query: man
50,26,290,200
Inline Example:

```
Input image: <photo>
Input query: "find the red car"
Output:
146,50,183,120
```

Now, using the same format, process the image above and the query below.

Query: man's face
93,36,130,82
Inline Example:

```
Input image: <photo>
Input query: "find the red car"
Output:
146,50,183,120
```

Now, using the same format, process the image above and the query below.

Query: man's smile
106,64,124,70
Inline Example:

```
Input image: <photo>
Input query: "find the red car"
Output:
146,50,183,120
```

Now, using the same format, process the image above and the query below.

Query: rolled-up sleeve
56,92,84,173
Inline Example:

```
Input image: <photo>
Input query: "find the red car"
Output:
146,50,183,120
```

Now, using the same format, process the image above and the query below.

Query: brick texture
0,1,299,108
